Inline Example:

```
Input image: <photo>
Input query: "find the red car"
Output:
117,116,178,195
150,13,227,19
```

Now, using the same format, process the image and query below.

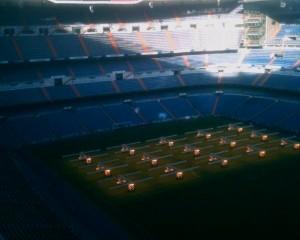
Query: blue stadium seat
82,34,115,57
160,97,198,118
143,75,181,90
134,100,172,123
187,94,216,116
75,106,113,132
215,94,250,117
232,96,275,121
16,35,52,60
0,37,19,62
0,88,47,107
102,103,142,126
75,81,115,97
50,34,85,59
115,79,143,93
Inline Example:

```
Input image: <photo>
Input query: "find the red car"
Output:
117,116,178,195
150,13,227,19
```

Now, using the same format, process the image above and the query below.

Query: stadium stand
159,97,199,119
0,151,76,240
49,34,86,59
102,102,143,126
16,35,53,61
0,13,243,63
277,24,300,38
243,48,300,67
142,75,181,90
2,92,299,146
133,99,173,123
2,68,300,108
0,37,20,63
2,2,300,240
231,96,276,121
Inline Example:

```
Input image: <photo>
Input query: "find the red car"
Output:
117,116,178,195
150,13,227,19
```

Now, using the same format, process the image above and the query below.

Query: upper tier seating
1,70,300,108
266,24,300,47
0,25,242,63
16,35,52,60
0,37,20,62
82,34,116,56
243,49,300,67
277,24,300,38
49,34,85,59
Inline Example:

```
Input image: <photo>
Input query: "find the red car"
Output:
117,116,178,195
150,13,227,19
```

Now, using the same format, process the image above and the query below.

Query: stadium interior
0,0,300,239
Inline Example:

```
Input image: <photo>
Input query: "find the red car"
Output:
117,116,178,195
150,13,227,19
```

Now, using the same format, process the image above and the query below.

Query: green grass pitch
33,117,300,239
64,119,299,196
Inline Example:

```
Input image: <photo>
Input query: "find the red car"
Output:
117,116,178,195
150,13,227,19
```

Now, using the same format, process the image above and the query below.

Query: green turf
30,117,300,239
65,121,298,196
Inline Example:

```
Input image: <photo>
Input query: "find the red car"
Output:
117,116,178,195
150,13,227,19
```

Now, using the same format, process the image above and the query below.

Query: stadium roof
46,0,144,4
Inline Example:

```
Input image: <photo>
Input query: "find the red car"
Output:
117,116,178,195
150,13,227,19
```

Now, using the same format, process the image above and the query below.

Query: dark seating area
1,92,299,147
1,2,300,240
0,151,77,240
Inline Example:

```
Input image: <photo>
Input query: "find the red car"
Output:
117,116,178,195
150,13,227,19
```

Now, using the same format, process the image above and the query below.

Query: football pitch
63,119,299,196
33,117,300,239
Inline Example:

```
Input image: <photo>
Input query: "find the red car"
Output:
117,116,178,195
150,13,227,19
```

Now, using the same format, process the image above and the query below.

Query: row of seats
266,24,300,47
2,47,299,86
0,75,182,107
277,24,300,38
1,92,299,146
215,93,300,132
0,27,242,62
0,56,182,84
0,151,76,240
243,48,300,68
1,71,300,108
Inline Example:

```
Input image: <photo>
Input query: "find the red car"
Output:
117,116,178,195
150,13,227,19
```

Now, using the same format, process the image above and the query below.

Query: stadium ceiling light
168,140,175,147
205,133,212,140
176,171,183,180
237,127,244,133
47,0,144,5
259,150,266,158
261,134,269,141
128,183,135,192
86,157,92,164
151,159,158,167
230,141,237,148
129,148,136,156
221,159,229,167
294,143,300,150
104,169,111,177
193,148,201,157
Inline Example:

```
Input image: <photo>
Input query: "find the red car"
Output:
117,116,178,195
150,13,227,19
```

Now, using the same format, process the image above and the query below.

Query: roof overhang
47,0,144,4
